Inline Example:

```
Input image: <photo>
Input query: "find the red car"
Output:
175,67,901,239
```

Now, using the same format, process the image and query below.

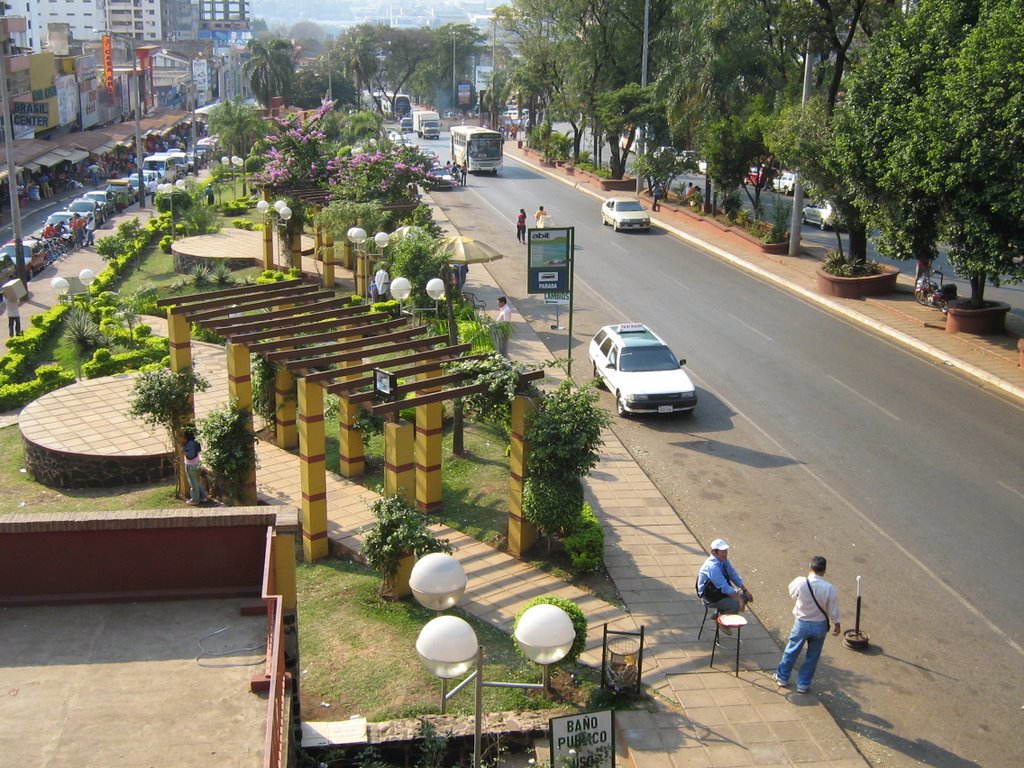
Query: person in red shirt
516,208,527,243
42,223,58,239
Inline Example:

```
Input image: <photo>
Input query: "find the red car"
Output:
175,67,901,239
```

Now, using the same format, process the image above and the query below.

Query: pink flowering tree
329,145,434,205
255,100,338,192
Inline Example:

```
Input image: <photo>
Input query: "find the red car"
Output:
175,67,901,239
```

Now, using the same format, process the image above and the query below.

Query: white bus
450,126,503,174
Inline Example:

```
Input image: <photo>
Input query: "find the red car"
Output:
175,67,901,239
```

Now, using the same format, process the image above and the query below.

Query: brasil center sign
527,227,573,294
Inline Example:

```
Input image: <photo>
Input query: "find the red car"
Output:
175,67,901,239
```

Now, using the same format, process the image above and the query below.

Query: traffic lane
441,173,1024,765
459,162,1024,627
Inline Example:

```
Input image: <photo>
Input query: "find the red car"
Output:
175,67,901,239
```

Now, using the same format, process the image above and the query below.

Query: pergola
157,279,544,560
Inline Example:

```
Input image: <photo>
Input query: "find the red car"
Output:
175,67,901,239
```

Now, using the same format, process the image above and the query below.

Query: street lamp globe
78,269,95,288
390,276,412,301
221,155,230,167
279,206,292,222
426,277,446,301
416,615,478,678
175,179,186,190
347,226,367,245
231,155,243,168
274,199,287,213
50,276,70,297
256,200,270,214
513,603,576,665
374,231,391,250
410,552,468,610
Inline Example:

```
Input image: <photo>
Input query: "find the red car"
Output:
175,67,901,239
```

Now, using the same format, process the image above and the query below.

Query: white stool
710,614,748,676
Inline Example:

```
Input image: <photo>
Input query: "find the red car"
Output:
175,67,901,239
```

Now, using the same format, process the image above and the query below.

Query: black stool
698,601,714,639
709,614,748,676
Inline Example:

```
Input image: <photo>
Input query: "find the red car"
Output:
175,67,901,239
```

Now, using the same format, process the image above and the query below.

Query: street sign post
527,227,576,375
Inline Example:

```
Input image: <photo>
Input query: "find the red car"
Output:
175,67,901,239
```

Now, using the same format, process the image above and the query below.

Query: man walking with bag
773,555,840,694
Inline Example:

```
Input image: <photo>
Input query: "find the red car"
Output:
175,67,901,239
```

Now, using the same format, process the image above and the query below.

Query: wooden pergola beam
366,370,546,416
324,351,485,395
295,328,439,376
278,333,449,368
229,308,383,345
319,345,473,390
202,296,356,331
155,278,307,309
245,315,397,353
179,288,337,321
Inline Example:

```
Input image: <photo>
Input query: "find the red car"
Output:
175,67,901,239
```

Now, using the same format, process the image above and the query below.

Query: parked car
772,171,796,195
427,165,456,190
601,196,651,232
80,190,115,219
126,173,158,196
2,238,46,278
745,166,770,186
68,198,105,226
588,323,697,416
801,199,844,230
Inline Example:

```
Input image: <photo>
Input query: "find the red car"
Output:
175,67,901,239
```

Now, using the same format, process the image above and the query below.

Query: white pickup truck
412,110,441,139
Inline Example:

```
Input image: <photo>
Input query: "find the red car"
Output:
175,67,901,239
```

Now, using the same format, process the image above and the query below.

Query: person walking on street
516,208,527,243
70,214,86,247
373,263,390,301
773,555,841,694
696,539,753,631
4,292,21,337
652,182,664,211
494,296,513,357
535,205,548,229
182,426,210,505
85,214,97,246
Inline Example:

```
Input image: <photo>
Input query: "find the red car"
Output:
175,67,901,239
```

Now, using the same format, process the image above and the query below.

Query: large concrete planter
598,178,638,192
815,265,901,299
945,301,1010,335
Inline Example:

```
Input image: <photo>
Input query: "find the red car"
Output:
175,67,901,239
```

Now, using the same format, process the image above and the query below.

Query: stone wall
22,437,174,489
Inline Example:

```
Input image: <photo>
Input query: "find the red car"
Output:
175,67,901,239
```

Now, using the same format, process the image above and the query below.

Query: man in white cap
696,539,753,630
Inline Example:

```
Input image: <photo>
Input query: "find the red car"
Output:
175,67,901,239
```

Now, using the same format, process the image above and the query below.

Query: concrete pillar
167,310,193,375
275,366,297,449
384,420,415,507
290,228,302,271
337,359,364,477
415,370,444,513
262,215,274,271
355,249,368,298
272,532,297,611
508,395,538,556
323,233,335,289
297,379,329,561
342,238,353,270
225,341,257,505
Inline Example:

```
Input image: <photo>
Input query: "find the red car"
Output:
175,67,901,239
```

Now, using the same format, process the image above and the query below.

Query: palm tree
243,38,297,108
206,99,268,158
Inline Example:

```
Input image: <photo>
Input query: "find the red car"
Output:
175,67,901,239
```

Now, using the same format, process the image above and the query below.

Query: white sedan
801,200,843,230
601,197,651,232
589,323,697,416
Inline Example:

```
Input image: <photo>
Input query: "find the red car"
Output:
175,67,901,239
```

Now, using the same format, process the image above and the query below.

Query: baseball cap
710,539,730,551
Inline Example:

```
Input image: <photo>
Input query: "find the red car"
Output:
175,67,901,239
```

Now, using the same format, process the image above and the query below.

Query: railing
256,528,291,768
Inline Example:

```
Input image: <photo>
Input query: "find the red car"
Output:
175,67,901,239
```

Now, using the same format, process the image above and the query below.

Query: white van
165,149,191,175
141,154,175,182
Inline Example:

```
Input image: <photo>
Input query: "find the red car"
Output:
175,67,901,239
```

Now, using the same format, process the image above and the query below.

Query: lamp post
388,274,446,323
451,32,458,112
256,199,291,270
232,155,245,197
221,155,232,198
158,179,187,240
411,553,575,768
50,276,70,303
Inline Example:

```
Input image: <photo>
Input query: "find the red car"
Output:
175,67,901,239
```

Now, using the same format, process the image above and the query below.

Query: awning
63,149,90,163
94,141,118,154
0,167,23,182
23,162,40,172
34,152,68,168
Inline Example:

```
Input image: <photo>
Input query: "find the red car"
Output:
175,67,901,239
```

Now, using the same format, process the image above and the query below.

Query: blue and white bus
450,126,503,174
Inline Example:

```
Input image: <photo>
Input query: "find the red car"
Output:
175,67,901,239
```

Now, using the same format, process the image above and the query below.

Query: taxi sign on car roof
617,323,647,333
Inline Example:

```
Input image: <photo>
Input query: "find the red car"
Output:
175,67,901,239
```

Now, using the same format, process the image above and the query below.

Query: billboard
475,65,492,92
56,74,79,126
457,80,472,106
527,227,573,293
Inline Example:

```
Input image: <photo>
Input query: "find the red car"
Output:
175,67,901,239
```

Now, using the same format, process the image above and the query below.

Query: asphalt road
422,134,1024,768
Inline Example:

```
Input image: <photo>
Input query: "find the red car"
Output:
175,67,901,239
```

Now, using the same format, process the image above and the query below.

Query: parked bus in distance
450,126,503,174
393,93,412,117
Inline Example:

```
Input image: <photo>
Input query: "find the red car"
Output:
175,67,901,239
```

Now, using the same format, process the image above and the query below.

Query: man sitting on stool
697,539,753,633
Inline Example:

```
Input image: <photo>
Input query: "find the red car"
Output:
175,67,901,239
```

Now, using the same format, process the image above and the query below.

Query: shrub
159,235,173,254
0,365,75,411
512,595,588,665
522,475,584,538
525,381,609,480
198,401,259,504
80,338,169,379
360,494,452,595
232,219,258,231
564,503,605,574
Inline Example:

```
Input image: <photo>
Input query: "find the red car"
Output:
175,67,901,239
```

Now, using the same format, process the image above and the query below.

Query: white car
589,323,697,416
772,171,796,195
601,196,651,232
801,199,842,230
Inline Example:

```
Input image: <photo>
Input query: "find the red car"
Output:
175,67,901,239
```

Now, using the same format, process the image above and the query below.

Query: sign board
549,710,615,768
475,65,492,92
527,227,573,294
457,80,472,106
544,292,570,305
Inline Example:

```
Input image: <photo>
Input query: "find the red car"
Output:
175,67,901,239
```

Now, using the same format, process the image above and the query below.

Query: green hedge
563,503,605,574
81,337,169,379
0,365,76,412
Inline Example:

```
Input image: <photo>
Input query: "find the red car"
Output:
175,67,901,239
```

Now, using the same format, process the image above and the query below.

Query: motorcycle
915,269,957,313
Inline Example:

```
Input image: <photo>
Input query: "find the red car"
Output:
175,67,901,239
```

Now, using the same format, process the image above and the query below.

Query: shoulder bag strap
805,577,830,631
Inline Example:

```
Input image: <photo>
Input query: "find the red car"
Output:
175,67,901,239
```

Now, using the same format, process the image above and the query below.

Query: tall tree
243,37,297,107
205,98,269,158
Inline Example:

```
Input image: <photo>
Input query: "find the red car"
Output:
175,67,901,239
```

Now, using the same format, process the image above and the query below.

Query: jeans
776,619,829,690
705,595,741,615
185,461,208,503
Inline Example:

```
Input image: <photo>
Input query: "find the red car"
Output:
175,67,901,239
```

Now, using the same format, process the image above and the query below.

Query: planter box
598,178,638,192
945,301,1010,335
815,265,901,299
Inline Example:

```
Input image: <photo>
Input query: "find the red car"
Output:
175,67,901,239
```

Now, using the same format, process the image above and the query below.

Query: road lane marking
998,480,1024,502
727,312,772,341
827,375,902,421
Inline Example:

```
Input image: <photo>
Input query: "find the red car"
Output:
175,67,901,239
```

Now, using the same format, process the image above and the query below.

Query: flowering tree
255,100,339,192
329,145,434,204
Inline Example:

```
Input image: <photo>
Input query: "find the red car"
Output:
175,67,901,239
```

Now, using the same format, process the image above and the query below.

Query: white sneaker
772,673,790,688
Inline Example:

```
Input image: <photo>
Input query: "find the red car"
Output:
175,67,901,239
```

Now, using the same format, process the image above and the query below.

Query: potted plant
815,251,900,299
360,494,452,598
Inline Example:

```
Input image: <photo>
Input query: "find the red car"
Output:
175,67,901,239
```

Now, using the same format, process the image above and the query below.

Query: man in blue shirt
697,539,753,619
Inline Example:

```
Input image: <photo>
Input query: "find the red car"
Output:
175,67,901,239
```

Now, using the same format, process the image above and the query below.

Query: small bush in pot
361,494,452,596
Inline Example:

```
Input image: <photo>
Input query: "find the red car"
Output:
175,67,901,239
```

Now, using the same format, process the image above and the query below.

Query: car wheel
616,392,628,417
602,215,608,226
801,213,808,225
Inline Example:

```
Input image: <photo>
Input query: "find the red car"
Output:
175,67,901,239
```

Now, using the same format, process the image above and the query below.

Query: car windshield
615,201,644,212
618,346,680,372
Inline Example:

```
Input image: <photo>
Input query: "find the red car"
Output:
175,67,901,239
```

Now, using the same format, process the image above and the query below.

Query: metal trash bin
601,625,645,695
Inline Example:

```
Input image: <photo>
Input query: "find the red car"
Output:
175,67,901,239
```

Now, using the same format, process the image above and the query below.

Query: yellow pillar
275,366,297,449
508,395,538,556
272,532,297,611
262,218,274,271
384,420,415,507
355,249,368,298
225,341,257,505
415,370,443,513
167,310,193,374
297,379,329,561
337,359,364,477
323,233,335,289
290,228,302,271
342,238,353,270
